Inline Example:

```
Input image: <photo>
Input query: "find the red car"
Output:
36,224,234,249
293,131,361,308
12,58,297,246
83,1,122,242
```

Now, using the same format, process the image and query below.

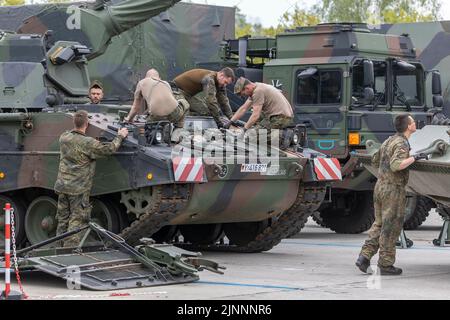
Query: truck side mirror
432,71,443,108
363,60,374,88
432,71,442,95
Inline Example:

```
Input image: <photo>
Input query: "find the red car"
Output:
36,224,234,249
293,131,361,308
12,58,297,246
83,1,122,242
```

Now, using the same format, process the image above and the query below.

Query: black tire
0,195,27,249
180,224,223,245
403,196,435,230
319,191,375,234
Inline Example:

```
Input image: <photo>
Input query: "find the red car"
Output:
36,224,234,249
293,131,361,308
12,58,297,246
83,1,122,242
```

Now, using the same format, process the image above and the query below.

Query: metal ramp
1,223,225,291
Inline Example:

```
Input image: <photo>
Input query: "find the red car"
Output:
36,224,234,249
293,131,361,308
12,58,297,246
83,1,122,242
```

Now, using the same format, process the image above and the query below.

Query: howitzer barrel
18,0,180,60
83,0,180,59
102,0,179,35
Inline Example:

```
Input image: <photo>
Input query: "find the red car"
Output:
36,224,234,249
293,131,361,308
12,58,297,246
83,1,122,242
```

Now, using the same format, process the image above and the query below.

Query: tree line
0,0,442,37
237,0,442,37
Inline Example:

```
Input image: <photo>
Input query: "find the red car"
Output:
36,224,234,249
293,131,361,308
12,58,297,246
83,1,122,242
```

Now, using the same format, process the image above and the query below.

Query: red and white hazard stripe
314,158,342,181
172,157,204,183
4,203,11,297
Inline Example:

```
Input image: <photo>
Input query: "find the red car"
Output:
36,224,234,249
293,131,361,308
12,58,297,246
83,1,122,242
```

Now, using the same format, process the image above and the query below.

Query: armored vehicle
0,0,340,253
213,23,448,233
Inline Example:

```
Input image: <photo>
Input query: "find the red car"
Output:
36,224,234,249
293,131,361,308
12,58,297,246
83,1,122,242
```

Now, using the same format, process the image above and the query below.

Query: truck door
292,65,349,158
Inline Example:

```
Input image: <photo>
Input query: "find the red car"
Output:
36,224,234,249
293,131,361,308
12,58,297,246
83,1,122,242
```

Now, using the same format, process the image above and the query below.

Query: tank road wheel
25,197,121,245
90,199,121,234
151,226,178,243
223,220,270,246
0,195,26,249
179,224,223,245
25,196,58,244
318,191,375,234
403,195,435,230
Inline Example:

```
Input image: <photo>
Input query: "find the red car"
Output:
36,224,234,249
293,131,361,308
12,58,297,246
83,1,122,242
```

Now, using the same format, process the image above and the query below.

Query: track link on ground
118,184,191,245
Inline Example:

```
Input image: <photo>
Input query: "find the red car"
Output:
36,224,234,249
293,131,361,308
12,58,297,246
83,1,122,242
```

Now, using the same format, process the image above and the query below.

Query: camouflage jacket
201,73,234,122
54,130,124,195
372,133,410,186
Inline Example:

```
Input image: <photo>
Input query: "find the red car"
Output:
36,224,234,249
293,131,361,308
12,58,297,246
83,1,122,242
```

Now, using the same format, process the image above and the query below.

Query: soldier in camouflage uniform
229,77,294,130
173,68,235,127
54,110,128,247
356,114,427,275
124,69,189,128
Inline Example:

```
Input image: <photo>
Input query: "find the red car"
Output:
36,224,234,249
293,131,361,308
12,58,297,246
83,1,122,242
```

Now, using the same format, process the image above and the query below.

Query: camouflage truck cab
218,23,447,233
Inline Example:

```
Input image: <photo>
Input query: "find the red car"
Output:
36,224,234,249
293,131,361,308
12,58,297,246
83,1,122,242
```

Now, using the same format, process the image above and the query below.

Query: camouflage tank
0,0,339,253
210,23,449,233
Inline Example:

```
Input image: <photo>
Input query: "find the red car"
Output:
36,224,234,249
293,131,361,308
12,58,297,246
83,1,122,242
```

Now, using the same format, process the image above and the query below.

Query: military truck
0,0,340,253
213,23,447,233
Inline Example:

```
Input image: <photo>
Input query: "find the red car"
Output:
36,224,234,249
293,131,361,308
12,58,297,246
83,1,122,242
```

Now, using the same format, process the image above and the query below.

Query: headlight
155,131,163,143
292,133,300,145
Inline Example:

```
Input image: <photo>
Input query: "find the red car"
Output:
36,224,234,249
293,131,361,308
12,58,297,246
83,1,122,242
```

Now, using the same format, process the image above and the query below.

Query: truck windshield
296,70,342,105
393,66,424,107
352,61,387,106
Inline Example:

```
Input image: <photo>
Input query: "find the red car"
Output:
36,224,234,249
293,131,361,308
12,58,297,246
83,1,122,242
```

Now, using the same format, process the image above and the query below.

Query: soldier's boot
355,255,371,274
378,265,403,276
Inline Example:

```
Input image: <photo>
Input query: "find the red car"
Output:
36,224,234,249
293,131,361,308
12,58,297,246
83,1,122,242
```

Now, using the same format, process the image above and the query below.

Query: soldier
228,77,294,130
54,110,128,247
173,67,235,127
356,114,428,275
124,69,189,128
88,80,104,104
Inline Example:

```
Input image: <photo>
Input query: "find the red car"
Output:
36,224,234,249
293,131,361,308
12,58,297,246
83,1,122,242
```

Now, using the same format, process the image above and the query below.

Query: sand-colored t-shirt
249,83,293,118
135,78,178,116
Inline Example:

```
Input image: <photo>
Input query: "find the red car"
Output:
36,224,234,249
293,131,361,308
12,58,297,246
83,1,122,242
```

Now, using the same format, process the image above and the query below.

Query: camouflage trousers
55,192,92,248
149,99,190,128
360,183,407,267
254,114,294,130
176,90,209,117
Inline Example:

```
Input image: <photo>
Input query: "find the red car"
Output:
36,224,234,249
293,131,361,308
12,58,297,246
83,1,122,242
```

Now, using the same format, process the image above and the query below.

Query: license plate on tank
240,164,268,173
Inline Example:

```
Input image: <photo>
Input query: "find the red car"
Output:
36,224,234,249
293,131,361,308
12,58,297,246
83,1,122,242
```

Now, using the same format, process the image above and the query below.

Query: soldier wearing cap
172,68,235,127
88,80,104,104
124,69,190,128
227,77,294,130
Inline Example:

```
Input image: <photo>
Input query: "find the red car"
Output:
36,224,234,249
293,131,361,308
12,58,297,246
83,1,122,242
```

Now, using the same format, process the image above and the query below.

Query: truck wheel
318,191,375,234
403,195,434,230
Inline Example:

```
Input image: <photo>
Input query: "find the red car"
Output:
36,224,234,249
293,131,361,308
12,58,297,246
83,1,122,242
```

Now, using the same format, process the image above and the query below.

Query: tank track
179,183,326,253
118,184,192,245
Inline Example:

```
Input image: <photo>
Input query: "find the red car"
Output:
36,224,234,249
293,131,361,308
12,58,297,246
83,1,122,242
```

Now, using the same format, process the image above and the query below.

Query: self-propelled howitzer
0,0,341,252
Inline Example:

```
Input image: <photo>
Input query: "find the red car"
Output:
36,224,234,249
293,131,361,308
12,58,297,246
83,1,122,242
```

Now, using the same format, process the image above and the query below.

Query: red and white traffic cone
1,203,23,300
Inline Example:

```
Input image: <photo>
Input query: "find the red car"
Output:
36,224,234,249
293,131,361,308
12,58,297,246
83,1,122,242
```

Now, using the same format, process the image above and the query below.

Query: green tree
313,0,441,24
0,0,25,5
235,5,320,38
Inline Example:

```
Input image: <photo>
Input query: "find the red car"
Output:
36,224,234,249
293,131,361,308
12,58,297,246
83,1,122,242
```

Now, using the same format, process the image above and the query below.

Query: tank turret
0,0,180,110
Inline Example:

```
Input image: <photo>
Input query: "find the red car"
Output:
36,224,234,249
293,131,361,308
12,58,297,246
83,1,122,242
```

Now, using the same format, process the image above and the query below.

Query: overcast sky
183,0,450,27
